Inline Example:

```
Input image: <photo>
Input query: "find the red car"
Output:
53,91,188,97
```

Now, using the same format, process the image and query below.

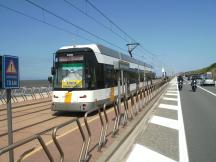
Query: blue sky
0,0,215,79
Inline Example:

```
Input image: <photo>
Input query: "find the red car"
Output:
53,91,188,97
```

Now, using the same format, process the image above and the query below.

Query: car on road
200,72,215,86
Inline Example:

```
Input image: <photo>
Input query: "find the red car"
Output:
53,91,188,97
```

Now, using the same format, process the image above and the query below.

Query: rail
0,86,52,104
112,98,120,135
52,118,86,162
0,79,170,162
98,104,109,151
0,134,54,162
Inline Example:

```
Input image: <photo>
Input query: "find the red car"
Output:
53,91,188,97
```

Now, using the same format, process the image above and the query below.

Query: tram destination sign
1,55,20,89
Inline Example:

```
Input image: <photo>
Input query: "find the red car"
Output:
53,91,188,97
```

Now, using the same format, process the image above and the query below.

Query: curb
96,83,169,162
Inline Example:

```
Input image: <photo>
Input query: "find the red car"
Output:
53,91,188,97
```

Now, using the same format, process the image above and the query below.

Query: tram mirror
51,67,56,75
48,76,52,84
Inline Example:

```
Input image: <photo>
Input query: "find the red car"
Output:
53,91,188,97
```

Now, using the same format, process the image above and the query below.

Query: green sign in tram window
60,63,84,88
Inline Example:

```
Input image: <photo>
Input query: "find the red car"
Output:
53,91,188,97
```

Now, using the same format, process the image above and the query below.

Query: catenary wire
64,0,130,43
0,3,94,43
24,0,127,53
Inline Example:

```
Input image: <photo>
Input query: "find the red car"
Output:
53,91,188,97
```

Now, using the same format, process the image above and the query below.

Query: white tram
50,44,154,112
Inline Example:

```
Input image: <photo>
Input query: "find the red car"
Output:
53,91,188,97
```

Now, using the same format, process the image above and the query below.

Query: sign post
6,89,13,162
1,55,19,162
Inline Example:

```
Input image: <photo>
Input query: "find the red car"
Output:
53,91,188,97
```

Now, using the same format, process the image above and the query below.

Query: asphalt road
180,84,216,162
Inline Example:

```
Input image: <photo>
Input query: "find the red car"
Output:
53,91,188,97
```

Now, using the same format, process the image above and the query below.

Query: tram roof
58,44,153,69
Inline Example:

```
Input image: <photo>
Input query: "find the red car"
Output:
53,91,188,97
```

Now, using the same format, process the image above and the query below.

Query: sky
0,0,216,79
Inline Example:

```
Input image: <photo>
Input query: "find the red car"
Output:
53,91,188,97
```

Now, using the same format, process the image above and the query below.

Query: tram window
128,69,138,84
140,71,144,82
96,64,104,89
104,64,116,88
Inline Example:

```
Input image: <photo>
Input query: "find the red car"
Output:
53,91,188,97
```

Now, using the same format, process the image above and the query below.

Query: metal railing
83,104,110,161
52,118,86,162
0,86,52,104
0,135,54,162
0,117,88,162
0,79,169,162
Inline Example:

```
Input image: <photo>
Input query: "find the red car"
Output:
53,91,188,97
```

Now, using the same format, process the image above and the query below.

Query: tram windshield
53,54,84,89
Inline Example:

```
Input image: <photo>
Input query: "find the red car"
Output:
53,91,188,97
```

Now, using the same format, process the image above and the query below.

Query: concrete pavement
106,78,188,162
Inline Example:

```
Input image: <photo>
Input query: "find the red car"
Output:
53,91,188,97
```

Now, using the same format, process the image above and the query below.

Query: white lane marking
150,116,179,130
167,90,178,93
168,87,177,89
197,85,216,97
177,81,189,162
126,144,177,162
167,88,177,90
163,97,178,101
166,93,178,96
159,104,178,110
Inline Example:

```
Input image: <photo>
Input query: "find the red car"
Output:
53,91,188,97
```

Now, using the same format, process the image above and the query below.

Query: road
180,84,216,162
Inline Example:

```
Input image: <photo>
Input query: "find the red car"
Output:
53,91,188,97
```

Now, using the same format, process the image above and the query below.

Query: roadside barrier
98,104,109,151
0,117,87,162
83,103,111,160
0,79,170,162
112,98,121,136
52,118,86,162
0,134,54,162
0,86,52,104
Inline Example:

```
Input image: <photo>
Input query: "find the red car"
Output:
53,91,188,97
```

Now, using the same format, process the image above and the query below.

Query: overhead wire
85,0,166,69
1,0,168,71
64,0,129,43
86,0,136,43
24,0,127,53
0,3,94,43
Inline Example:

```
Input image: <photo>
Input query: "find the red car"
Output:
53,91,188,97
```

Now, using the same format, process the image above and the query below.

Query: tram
49,44,154,112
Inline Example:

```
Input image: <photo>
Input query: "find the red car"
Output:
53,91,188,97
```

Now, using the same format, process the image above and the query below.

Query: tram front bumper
51,102,97,112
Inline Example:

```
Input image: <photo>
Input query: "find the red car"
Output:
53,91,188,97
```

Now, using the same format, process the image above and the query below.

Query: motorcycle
191,80,197,92
178,80,183,91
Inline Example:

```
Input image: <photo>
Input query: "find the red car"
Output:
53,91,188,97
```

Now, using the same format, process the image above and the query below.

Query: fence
0,79,169,162
0,86,52,104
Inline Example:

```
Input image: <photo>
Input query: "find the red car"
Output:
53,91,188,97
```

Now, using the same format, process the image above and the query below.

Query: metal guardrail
0,80,169,162
0,86,52,104
52,118,86,162
83,79,169,155
0,117,88,162
0,134,54,162
112,98,120,136
83,104,111,161
97,104,109,152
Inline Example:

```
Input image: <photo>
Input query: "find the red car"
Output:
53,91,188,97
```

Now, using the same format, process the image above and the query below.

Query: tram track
0,116,59,137
0,103,51,118
0,106,51,122
0,99,51,112
0,99,86,150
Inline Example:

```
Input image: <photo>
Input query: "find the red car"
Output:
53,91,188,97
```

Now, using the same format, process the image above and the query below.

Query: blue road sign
3,55,19,89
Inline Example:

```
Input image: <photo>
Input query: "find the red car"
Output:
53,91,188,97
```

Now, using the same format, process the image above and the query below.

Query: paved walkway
123,78,188,162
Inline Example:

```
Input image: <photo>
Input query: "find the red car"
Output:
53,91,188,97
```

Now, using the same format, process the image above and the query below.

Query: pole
118,71,121,113
6,89,14,162
121,70,124,95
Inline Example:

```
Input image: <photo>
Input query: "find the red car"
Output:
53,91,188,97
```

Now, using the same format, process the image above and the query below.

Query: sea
20,80,50,88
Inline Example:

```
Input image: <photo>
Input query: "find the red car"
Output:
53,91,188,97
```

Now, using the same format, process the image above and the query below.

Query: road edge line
177,81,189,162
